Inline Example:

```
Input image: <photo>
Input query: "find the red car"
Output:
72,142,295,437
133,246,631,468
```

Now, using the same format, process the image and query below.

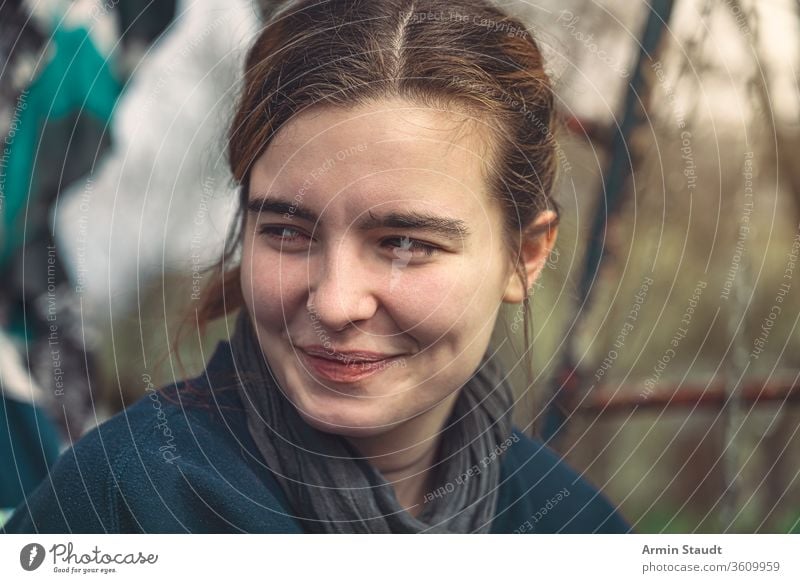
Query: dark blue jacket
3,341,631,533
0,397,62,512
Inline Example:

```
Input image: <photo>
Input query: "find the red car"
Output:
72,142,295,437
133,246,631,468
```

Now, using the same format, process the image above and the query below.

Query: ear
502,210,559,304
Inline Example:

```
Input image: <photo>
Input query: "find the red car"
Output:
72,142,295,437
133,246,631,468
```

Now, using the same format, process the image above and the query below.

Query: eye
257,225,312,246
381,235,440,258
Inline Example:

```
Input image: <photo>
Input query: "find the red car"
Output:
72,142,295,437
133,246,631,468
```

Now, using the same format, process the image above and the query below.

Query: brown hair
175,0,560,389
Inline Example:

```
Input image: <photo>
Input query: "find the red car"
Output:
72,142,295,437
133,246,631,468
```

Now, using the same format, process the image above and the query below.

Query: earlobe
502,265,528,304
501,210,559,304
502,254,546,304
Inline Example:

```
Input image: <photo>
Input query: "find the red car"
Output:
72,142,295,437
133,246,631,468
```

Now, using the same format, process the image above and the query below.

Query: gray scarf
229,309,515,533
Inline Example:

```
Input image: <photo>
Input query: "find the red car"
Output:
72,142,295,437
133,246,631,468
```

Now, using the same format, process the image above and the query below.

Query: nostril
305,279,379,331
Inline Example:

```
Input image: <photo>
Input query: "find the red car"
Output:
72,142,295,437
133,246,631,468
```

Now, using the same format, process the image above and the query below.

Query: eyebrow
246,195,471,242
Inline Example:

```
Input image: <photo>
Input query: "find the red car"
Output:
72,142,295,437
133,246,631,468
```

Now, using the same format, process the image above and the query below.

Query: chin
292,391,408,438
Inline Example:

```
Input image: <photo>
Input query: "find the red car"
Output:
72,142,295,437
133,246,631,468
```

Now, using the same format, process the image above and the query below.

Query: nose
307,241,379,331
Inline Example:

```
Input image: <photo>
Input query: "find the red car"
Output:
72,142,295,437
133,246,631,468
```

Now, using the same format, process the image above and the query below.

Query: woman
4,0,631,534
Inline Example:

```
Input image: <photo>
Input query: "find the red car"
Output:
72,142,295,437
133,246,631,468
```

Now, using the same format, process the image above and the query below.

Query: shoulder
491,428,632,533
3,371,302,533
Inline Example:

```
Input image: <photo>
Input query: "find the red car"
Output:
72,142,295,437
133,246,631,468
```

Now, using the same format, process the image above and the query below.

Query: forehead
249,99,501,220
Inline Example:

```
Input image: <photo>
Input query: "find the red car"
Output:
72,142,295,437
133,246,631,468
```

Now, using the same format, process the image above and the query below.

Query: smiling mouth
298,349,405,383
299,345,401,363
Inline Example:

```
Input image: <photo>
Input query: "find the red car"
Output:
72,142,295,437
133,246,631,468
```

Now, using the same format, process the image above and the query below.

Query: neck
344,390,460,517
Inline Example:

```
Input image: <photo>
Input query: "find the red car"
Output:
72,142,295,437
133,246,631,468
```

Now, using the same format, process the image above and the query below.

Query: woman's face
241,98,523,438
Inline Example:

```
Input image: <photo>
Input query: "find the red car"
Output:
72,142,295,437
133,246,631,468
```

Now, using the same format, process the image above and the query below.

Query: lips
299,346,399,364
297,346,404,383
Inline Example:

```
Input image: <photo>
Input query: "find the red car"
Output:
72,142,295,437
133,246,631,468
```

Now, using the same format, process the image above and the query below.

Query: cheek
240,241,309,326
386,253,503,341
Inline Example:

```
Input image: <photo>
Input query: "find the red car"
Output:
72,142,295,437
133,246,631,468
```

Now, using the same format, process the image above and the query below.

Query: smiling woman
3,0,631,534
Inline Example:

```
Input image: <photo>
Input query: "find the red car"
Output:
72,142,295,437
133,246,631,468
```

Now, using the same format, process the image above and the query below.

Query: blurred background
0,0,798,533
